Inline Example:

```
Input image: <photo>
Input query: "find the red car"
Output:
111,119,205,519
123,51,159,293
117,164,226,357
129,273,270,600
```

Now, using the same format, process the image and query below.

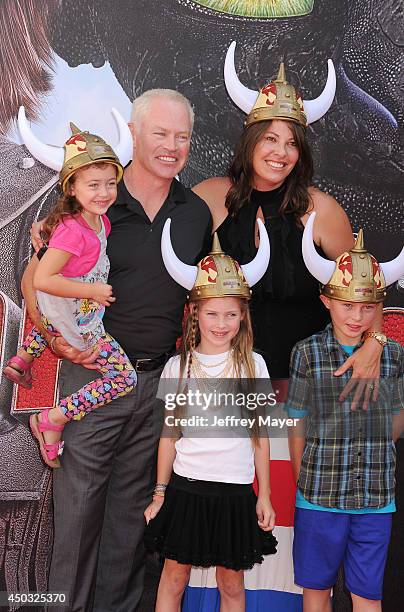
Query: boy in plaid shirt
286,213,404,612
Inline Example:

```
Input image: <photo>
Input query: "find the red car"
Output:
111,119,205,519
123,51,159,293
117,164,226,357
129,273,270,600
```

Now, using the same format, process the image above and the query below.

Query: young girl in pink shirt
4,125,136,468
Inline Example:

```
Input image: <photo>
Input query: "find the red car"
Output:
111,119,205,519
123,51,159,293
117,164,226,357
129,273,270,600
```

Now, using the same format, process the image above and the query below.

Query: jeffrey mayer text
165,415,299,429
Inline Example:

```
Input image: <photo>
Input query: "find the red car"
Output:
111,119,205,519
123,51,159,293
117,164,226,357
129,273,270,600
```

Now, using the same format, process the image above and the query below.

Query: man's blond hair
130,89,194,133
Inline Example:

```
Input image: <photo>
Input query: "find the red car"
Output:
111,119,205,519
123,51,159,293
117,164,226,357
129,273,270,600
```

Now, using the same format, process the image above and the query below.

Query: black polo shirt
104,178,212,359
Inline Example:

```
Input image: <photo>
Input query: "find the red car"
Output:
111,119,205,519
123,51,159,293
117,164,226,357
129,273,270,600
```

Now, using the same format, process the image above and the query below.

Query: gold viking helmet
17,106,132,184
60,123,124,192
302,213,404,303
190,233,251,300
323,231,386,302
246,62,307,128
224,41,336,127
161,218,271,299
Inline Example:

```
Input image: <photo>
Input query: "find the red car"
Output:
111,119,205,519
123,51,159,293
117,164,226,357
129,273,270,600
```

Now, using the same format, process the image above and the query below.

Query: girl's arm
288,418,306,485
254,437,276,531
144,436,177,524
33,248,115,306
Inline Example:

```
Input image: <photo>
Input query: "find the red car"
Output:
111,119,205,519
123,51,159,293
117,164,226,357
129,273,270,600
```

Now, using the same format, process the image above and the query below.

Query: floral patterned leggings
23,327,137,420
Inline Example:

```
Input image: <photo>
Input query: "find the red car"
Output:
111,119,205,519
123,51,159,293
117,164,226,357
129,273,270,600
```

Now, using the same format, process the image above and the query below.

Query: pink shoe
4,355,33,389
30,409,65,469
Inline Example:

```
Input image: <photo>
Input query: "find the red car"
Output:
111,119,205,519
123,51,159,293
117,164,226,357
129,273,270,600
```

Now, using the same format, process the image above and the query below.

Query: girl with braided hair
143,219,277,612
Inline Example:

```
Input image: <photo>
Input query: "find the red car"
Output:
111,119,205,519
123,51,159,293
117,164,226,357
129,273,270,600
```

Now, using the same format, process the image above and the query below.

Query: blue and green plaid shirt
286,323,404,510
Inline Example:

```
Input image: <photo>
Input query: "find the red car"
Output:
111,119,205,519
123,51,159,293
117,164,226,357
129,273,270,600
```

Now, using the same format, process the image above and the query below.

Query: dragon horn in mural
17,106,133,170
302,212,404,302
161,218,270,300
224,41,336,126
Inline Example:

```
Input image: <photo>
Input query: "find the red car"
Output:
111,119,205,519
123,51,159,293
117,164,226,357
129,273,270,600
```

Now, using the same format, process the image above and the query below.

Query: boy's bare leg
303,587,332,612
351,593,381,611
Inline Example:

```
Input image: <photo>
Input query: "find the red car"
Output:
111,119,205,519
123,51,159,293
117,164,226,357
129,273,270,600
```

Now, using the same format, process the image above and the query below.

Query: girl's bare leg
155,559,191,612
216,566,245,612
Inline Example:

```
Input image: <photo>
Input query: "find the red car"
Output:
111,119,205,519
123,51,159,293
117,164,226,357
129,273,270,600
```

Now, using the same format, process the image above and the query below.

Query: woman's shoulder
305,187,354,257
192,177,231,230
192,176,231,202
307,186,344,215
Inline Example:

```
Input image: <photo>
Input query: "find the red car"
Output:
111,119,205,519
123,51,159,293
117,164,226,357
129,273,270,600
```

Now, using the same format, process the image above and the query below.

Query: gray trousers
48,360,164,612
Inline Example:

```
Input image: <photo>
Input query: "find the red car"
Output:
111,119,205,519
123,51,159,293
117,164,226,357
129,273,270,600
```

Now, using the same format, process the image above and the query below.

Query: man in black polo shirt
26,89,211,611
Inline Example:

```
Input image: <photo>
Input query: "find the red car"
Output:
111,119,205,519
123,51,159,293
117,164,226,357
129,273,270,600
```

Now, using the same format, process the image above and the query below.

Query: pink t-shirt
48,214,111,277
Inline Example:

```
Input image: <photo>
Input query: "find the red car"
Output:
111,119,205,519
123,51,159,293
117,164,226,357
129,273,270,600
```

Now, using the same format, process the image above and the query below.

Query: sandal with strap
4,355,33,389
30,409,65,469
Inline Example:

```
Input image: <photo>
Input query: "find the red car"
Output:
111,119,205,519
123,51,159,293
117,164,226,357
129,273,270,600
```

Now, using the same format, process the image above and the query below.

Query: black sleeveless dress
217,186,330,379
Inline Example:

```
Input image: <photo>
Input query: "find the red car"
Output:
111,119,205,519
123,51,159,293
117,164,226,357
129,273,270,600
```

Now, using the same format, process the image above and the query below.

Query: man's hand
31,220,45,252
334,339,383,410
256,496,276,531
89,282,116,306
52,336,101,370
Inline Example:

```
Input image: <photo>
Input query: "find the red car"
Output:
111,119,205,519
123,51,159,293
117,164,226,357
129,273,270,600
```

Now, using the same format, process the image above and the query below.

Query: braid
187,306,198,379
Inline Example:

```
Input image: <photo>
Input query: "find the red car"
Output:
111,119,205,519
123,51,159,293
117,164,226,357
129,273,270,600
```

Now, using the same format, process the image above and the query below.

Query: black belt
130,351,173,373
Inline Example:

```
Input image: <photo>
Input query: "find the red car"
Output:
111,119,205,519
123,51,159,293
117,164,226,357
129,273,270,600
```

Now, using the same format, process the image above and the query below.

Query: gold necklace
193,351,231,369
192,351,233,379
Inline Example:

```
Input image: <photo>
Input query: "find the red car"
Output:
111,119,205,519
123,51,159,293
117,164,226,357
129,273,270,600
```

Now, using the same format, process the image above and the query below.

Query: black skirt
144,473,277,571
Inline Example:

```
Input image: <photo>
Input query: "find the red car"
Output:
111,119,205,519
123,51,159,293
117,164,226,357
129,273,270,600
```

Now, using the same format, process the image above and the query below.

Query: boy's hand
256,496,276,531
334,339,382,410
90,282,116,306
144,497,164,525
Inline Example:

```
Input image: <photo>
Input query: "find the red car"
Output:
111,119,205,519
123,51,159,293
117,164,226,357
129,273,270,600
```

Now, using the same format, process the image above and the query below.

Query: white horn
161,219,198,290
241,219,270,287
304,59,336,124
111,107,133,165
379,246,404,287
302,212,336,284
18,106,64,171
224,41,258,114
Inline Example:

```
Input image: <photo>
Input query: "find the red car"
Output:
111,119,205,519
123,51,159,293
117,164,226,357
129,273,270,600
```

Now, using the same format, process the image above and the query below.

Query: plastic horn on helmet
18,106,133,169
379,246,404,286
18,106,64,170
110,107,133,165
224,41,336,124
240,218,270,286
161,218,198,290
302,212,335,284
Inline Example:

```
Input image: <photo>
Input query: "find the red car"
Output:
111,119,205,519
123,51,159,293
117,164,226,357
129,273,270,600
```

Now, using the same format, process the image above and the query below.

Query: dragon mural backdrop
0,1,402,610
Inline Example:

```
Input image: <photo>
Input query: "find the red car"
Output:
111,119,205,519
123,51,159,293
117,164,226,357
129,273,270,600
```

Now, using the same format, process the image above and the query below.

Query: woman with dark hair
193,50,383,387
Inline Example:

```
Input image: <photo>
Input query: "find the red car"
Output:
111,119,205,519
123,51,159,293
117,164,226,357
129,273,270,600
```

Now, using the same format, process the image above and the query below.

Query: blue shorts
293,508,392,600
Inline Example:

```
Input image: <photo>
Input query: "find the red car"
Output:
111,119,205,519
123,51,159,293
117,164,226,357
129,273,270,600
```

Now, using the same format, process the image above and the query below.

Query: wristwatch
362,331,387,347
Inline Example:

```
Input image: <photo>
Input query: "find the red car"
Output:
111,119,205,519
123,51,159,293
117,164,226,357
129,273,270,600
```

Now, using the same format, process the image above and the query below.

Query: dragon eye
191,0,314,18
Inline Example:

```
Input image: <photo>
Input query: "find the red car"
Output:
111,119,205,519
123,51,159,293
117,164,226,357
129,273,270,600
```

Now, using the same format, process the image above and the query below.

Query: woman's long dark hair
225,120,314,223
